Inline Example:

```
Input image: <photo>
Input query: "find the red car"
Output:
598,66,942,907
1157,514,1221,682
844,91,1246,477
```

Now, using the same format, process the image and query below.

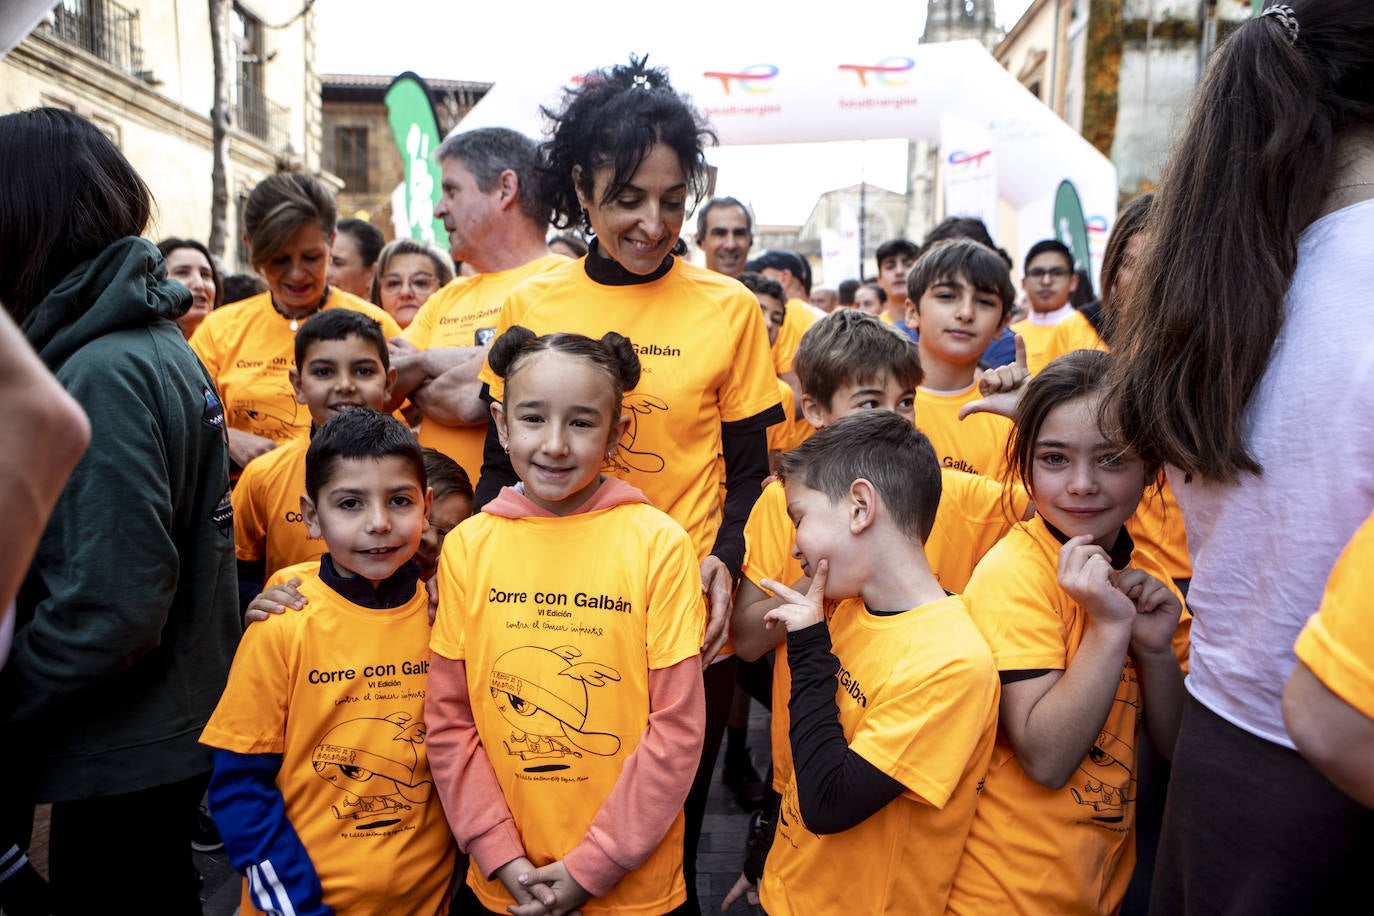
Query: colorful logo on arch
838,56,915,88
1086,215,1109,238
946,149,992,172
702,64,779,95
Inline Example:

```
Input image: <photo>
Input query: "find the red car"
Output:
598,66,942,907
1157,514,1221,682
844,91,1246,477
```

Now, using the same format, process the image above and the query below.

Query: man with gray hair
695,196,754,278
388,127,566,482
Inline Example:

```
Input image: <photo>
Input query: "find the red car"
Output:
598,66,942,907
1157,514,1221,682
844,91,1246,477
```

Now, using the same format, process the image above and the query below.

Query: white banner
939,115,998,239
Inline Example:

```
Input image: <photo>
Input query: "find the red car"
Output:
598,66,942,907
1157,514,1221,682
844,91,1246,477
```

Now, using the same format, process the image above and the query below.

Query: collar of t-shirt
483,476,651,519
1026,302,1077,326
1039,517,1136,570
319,553,422,609
583,238,674,286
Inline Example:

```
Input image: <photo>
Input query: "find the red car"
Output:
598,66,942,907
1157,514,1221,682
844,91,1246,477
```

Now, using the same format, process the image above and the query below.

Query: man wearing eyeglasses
1009,239,1096,375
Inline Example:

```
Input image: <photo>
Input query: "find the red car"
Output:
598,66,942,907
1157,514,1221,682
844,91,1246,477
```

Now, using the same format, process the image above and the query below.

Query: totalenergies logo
946,149,992,172
702,64,779,95
838,56,915,88
1086,215,1110,238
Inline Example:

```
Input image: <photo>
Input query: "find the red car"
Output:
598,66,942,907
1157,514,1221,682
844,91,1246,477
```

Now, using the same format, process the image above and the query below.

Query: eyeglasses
1026,267,1072,281
380,273,439,295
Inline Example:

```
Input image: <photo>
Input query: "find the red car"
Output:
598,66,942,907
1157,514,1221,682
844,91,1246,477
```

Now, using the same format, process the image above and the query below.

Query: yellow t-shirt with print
402,255,567,480
189,290,402,443
478,258,782,560
915,384,1014,481
231,436,323,582
1295,510,1374,720
759,595,998,916
200,561,453,916
949,517,1189,915
430,502,706,915
742,473,1021,794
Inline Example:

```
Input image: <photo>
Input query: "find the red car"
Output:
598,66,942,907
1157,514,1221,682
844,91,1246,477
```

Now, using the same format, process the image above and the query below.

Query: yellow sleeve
476,287,525,402
200,614,294,754
720,288,785,423
848,632,997,809
231,456,270,562
400,290,438,348
645,519,708,669
741,483,802,590
266,560,319,587
430,526,470,661
963,536,1069,672
1294,515,1374,719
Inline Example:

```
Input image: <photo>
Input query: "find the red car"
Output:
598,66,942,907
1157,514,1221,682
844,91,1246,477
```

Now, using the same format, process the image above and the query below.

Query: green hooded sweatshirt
1,237,240,801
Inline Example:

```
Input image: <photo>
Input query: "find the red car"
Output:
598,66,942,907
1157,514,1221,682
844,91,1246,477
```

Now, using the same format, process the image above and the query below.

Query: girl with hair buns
189,172,402,469
1105,2,1374,909
429,327,706,915
474,56,783,912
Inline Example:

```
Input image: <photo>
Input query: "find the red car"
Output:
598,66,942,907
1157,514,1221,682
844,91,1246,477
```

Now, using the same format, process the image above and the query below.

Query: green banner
384,72,447,245
1052,179,1090,271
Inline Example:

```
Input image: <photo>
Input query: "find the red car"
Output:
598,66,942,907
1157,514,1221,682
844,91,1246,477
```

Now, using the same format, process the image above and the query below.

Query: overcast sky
316,0,1035,226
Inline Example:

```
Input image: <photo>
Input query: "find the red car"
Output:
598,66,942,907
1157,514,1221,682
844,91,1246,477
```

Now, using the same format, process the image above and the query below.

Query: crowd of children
5,4,1374,915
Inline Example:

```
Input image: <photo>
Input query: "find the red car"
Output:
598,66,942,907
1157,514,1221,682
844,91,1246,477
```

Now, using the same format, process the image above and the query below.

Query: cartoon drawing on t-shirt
1069,697,1136,822
311,711,433,824
489,645,622,767
607,394,667,475
231,396,300,442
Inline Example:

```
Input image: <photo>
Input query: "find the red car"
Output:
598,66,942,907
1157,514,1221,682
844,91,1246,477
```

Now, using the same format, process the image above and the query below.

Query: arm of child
1116,569,1186,757
207,749,333,916
522,654,705,909
763,566,907,834
998,536,1137,789
422,653,530,879
729,577,792,663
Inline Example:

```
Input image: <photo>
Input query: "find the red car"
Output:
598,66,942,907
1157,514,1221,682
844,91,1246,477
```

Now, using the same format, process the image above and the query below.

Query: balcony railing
234,80,289,148
50,0,145,79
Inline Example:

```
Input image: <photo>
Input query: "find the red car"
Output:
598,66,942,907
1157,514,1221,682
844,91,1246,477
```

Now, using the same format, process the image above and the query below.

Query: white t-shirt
1171,198,1374,747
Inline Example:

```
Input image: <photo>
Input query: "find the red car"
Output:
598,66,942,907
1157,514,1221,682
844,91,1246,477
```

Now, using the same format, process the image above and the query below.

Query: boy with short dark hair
906,238,1018,480
723,310,1025,908
875,238,920,338
232,309,396,601
202,409,454,916
1010,239,1098,374
740,270,808,455
755,411,998,915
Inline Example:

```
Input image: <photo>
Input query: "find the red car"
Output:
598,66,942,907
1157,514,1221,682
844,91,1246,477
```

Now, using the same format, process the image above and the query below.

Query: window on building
334,128,370,192
49,0,146,78
232,4,269,140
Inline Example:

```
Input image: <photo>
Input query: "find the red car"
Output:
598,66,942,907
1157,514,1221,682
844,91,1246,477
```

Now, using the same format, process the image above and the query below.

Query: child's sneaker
191,804,224,854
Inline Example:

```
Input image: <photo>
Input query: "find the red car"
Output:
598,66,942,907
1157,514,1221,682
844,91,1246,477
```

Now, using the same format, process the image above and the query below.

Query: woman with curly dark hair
466,56,782,914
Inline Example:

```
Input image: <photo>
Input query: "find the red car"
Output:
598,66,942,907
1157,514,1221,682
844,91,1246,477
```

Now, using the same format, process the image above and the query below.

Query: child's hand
243,578,306,625
1115,568,1184,657
426,577,439,626
493,857,556,915
761,560,828,633
722,873,760,910
1057,537,1135,629
510,859,589,916
958,333,1029,421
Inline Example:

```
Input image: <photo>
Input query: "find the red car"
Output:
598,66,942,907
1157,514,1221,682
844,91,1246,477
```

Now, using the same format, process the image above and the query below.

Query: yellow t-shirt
759,595,999,916
478,258,782,560
189,290,402,443
1038,309,1108,374
402,255,567,480
231,436,323,581
741,473,1020,793
915,384,1014,480
200,562,453,916
1129,478,1192,583
430,502,706,915
766,379,812,454
771,298,821,376
948,517,1188,915
1295,511,1374,720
